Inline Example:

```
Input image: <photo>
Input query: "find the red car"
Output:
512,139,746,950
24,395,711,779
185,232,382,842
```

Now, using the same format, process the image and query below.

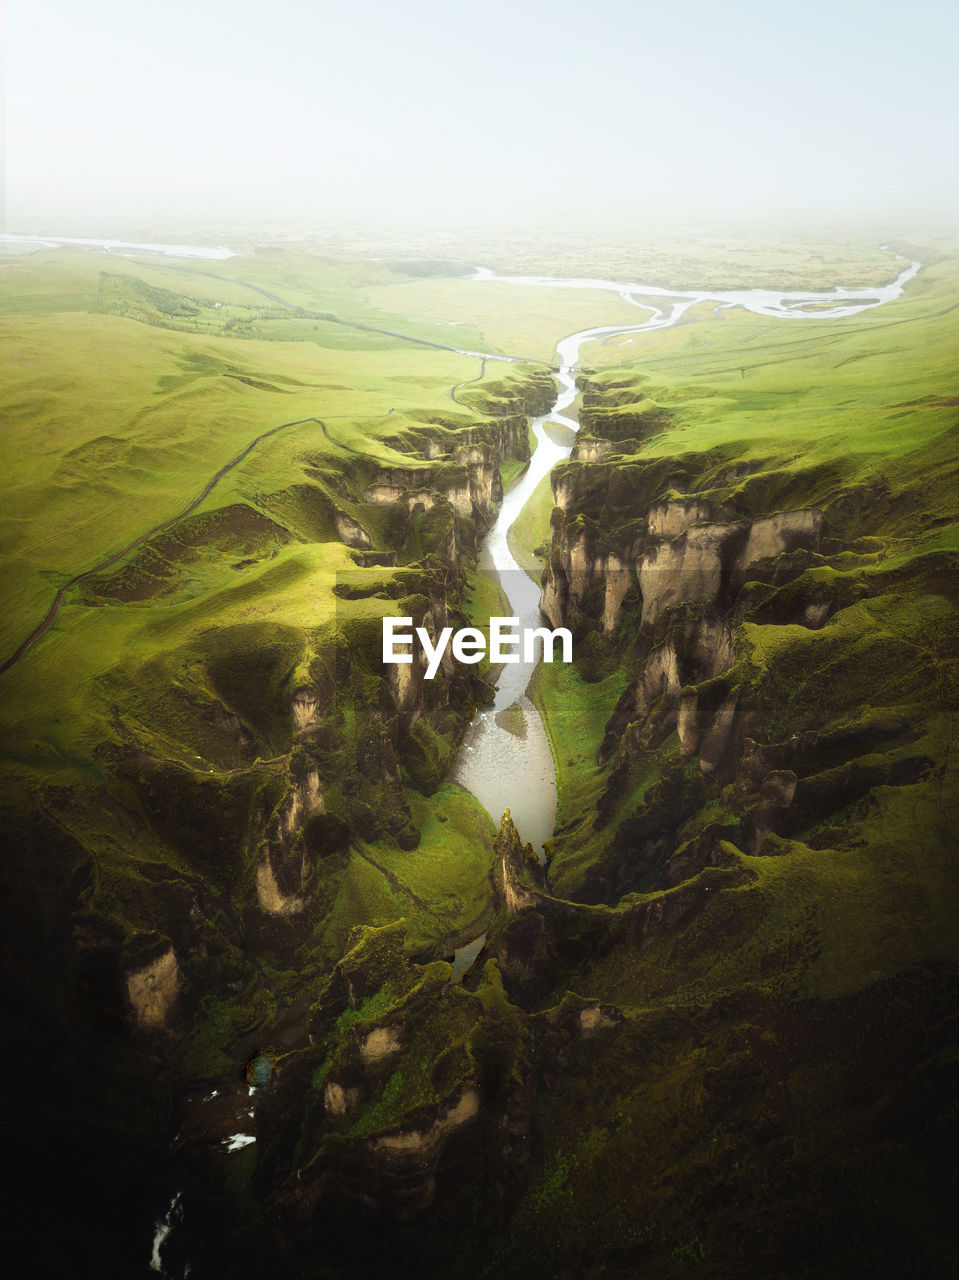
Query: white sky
3,0,958,232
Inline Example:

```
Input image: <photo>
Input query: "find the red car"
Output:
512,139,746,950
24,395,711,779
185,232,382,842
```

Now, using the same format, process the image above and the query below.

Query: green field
0,240,608,981
3,230,958,1279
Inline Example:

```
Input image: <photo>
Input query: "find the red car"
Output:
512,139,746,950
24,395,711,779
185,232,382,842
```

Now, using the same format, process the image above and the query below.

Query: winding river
1,229,918,854
451,250,921,856
100,236,915,1273
0,232,236,259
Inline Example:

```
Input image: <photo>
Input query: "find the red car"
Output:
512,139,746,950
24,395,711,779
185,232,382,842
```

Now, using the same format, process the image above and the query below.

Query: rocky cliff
5,244,959,1280
0,357,554,1277
538,382,958,914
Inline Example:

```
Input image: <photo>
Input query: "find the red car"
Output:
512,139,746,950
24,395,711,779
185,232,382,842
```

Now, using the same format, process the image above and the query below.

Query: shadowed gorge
1,230,958,1280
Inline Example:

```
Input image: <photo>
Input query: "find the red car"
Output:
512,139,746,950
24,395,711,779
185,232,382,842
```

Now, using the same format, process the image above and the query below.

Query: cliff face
0,355,557,1276
433,341,956,1278
539,402,957,907
7,236,959,1280
361,444,503,525
545,470,823,635
349,384,541,573
115,376,549,995
251,919,534,1239
119,331,957,1280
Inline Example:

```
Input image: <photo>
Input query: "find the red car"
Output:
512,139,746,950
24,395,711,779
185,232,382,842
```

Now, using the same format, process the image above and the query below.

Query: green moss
500,454,528,490
507,472,555,574
494,701,526,737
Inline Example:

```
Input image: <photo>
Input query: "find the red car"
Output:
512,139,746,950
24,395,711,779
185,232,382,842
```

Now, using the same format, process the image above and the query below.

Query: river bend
451,250,920,854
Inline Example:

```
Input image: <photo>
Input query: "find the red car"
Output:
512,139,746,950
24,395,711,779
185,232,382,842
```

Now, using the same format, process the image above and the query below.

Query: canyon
0,235,956,1279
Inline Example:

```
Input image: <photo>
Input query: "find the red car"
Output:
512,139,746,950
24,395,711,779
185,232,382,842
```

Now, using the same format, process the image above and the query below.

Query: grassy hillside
0,245,560,1273
2,233,957,1278
542,246,959,876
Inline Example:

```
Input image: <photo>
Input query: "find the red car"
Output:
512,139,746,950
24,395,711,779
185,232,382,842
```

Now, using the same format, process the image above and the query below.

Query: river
2,226,916,848
132,238,917,1274
450,250,920,857
0,232,236,259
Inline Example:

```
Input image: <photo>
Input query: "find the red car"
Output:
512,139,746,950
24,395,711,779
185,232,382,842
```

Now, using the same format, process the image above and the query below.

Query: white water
150,1193,182,1274
224,1133,256,1150
452,250,920,856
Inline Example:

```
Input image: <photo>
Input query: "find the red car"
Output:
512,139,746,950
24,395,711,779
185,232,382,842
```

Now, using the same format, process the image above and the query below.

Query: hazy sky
4,0,958,232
